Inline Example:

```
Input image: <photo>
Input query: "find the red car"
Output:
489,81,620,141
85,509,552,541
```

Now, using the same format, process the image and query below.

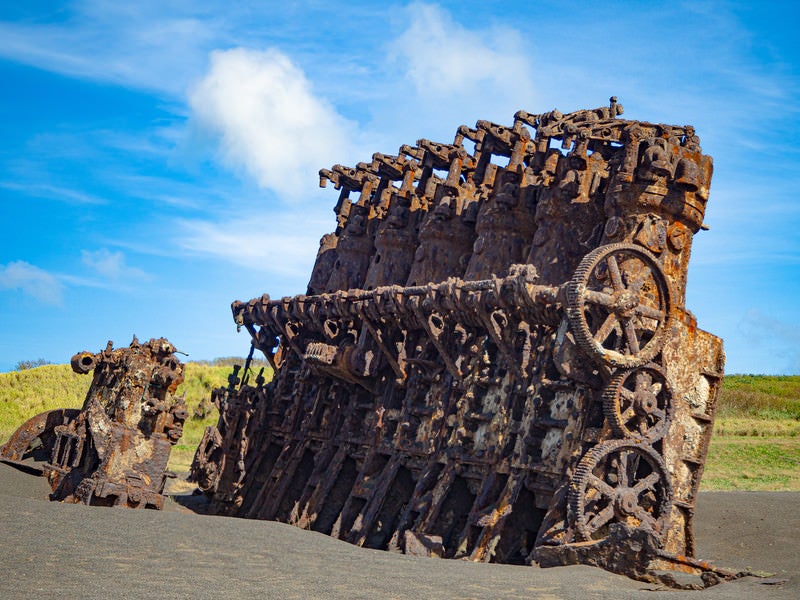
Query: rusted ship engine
1,337,187,509
191,98,725,580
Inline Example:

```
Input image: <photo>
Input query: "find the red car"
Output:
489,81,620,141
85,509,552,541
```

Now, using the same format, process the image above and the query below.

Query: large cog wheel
603,364,674,442
566,243,672,368
0,408,80,463
569,439,672,543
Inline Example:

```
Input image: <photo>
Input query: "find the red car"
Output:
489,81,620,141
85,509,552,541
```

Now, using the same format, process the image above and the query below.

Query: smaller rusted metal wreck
0,337,187,509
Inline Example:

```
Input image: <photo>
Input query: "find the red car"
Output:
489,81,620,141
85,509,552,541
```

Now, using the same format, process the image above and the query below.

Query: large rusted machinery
1,337,187,509
191,98,728,584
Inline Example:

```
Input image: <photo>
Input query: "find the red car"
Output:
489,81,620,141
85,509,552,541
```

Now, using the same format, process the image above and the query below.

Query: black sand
0,463,795,599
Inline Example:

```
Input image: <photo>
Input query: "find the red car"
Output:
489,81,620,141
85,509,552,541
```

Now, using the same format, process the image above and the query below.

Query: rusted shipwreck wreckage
189,98,730,584
0,338,188,509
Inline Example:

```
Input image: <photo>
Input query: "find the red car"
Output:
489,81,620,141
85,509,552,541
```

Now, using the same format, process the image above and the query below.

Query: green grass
701,437,800,491
1,367,798,489
0,365,90,437
710,375,800,443
717,375,800,422
165,363,238,472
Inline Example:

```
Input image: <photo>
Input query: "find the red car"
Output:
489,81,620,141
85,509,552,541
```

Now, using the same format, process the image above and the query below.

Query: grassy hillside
1,366,798,489
702,375,800,490
714,375,800,436
0,364,90,437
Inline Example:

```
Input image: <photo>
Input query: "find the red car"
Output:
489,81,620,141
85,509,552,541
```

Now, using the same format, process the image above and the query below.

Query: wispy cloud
188,47,357,200
81,248,149,280
370,3,536,142
0,181,106,205
0,261,64,305
388,3,535,108
176,213,328,278
739,309,800,374
0,5,215,96
108,174,215,210
182,3,540,197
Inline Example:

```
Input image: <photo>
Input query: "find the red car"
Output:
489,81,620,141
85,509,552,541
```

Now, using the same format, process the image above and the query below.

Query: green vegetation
702,437,800,491
165,363,238,472
1,366,797,489
714,375,800,437
701,375,800,491
0,365,90,438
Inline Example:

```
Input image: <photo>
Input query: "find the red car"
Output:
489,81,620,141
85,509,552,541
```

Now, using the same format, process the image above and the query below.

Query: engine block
191,98,725,582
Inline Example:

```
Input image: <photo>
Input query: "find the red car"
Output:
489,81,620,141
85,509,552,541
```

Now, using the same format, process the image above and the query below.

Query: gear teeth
569,439,673,543
566,243,672,369
602,364,674,443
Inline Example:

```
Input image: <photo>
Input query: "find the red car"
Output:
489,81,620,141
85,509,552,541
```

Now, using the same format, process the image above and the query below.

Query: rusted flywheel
568,439,672,542
0,408,80,463
603,364,674,442
566,243,672,368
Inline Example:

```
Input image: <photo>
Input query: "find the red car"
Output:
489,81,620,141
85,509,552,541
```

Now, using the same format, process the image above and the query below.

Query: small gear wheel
566,243,672,368
568,439,672,542
603,364,674,442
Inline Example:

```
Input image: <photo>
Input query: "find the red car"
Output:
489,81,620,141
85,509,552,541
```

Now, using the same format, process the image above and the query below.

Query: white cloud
81,249,149,280
0,261,63,305
0,181,106,205
385,3,536,124
176,214,328,280
0,6,215,96
391,4,531,95
189,48,356,199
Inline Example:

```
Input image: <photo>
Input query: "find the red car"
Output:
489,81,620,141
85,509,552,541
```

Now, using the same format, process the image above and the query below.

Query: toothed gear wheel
566,243,672,368
603,364,674,442
568,439,672,543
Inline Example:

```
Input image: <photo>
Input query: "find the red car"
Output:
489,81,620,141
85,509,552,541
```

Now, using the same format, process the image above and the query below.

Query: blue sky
0,1,798,374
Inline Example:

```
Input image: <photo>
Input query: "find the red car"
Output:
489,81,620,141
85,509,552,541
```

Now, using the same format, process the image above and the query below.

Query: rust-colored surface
191,98,727,585
1,337,187,509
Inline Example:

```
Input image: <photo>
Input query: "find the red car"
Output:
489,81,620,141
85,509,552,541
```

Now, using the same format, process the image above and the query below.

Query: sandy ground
0,463,796,599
